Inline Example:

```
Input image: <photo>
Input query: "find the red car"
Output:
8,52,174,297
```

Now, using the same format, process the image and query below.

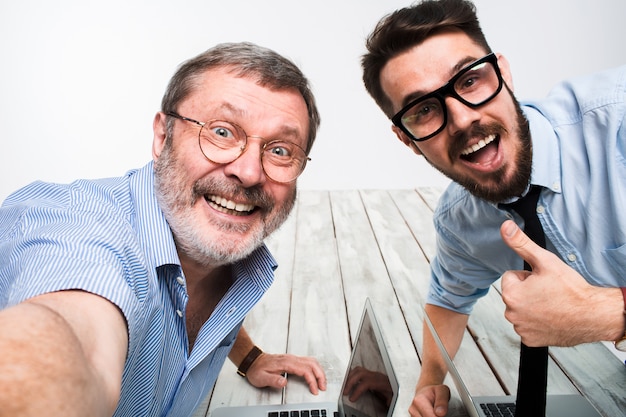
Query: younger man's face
380,30,532,202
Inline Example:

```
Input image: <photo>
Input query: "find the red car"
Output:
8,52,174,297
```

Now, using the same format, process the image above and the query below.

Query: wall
1,0,625,201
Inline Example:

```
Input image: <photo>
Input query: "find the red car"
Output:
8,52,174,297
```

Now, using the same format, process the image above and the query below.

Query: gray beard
153,139,296,267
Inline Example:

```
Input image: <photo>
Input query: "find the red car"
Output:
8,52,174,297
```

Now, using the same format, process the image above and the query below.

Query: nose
222,137,267,187
444,96,481,137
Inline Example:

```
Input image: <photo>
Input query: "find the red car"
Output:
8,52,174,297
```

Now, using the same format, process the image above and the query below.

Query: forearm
0,302,115,417
229,326,262,368
576,285,624,343
417,305,468,389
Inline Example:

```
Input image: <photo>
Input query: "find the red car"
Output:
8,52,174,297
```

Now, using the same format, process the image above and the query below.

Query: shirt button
567,253,577,262
536,205,545,214
176,309,183,318
176,276,185,285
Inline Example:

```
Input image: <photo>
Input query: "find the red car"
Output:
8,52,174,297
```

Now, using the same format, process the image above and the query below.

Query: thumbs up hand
499,220,623,346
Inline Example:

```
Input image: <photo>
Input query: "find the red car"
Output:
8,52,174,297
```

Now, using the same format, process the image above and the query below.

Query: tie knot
503,185,542,221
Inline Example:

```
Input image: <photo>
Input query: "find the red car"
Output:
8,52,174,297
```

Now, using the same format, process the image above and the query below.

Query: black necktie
502,186,548,417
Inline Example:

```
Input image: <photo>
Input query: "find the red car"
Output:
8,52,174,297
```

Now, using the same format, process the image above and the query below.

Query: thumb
500,220,544,270
434,385,450,417
272,374,288,389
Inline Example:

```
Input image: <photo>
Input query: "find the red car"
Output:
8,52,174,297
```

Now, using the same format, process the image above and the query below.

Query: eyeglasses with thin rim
165,112,311,184
391,53,503,142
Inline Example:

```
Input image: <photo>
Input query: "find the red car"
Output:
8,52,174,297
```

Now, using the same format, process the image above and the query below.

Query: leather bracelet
237,346,263,377
614,288,626,352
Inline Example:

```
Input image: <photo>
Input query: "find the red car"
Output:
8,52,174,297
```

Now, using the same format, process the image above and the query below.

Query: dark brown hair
362,0,491,118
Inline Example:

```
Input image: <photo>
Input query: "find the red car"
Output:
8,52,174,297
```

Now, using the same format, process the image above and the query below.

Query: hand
245,352,327,395
342,366,394,406
409,384,450,417
499,220,623,346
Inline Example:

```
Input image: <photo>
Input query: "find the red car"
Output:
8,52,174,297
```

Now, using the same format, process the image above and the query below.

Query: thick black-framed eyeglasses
165,112,310,184
391,53,503,142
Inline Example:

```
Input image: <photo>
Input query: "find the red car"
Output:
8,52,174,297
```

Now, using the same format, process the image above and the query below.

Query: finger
248,369,286,389
303,365,327,394
499,220,547,270
409,386,448,417
279,356,327,394
270,373,287,389
433,385,450,417
500,270,531,290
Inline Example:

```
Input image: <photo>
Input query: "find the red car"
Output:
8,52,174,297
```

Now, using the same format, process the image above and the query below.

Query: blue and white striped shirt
0,161,277,417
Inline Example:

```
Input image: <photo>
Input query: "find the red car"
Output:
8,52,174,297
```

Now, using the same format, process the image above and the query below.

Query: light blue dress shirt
428,65,626,314
0,162,277,417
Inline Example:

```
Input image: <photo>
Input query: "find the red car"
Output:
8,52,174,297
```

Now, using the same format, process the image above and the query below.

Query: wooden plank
365,190,505,399
415,186,447,213
388,189,438,262
329,190,422,416
284,190,351,403
550,343,626,416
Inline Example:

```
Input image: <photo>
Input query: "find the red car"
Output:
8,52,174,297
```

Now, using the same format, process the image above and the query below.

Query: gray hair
161,42,320,154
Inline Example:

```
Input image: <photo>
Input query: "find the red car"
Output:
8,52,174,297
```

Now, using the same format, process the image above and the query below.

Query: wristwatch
615,287,626,352
237,345,263,377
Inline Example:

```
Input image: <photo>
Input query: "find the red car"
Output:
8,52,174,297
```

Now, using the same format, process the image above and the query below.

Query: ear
152,112,167,161
496,53,514,92
392,125,422,156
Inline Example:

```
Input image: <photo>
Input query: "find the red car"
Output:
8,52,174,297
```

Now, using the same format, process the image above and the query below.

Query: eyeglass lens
198,120,308,183
397,55,501,141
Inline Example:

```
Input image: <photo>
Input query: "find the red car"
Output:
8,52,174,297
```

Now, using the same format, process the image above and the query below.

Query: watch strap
237,346,263,377
614,288,626,352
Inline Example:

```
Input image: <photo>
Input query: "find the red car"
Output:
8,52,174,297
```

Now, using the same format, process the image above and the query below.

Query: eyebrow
211,103,304,142
399,55,484,109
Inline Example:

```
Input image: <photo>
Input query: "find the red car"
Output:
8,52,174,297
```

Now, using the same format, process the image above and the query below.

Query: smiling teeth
461,134,497,156
208,195,254,213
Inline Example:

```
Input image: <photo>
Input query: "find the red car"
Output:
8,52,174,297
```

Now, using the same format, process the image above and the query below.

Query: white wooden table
193,189,626,417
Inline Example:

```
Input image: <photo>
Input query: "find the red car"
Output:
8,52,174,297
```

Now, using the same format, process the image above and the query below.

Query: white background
1,0,626,201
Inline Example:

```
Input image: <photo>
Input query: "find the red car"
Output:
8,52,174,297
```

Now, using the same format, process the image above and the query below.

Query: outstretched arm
0,290,128,417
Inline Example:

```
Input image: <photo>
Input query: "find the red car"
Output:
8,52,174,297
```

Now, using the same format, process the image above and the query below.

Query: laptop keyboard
267,410,338,417
480,402,516,417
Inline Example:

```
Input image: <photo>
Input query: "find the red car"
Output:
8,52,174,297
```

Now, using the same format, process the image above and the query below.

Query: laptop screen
338,300,398,417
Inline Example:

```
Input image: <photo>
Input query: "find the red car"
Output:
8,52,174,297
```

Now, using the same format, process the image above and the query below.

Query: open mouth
459,134,499,164
206,195,256,216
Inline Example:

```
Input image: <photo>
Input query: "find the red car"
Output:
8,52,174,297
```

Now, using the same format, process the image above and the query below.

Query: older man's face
152,67,309,266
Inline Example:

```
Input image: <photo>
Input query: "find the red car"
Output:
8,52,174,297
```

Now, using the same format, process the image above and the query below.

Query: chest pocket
603,243,626,284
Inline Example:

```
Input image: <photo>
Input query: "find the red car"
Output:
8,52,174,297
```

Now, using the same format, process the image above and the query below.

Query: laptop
423,311,602,417
211,299,399,417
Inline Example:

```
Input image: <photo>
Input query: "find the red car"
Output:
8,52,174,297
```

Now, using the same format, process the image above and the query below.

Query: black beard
469,96,532,203
436,91,533,204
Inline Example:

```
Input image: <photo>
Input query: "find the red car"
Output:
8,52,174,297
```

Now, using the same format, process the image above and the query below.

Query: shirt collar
493,105,563,207
523,104,563,194
129,161,180,267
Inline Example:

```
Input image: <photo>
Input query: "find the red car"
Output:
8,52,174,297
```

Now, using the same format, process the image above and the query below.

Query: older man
0,42,325,417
